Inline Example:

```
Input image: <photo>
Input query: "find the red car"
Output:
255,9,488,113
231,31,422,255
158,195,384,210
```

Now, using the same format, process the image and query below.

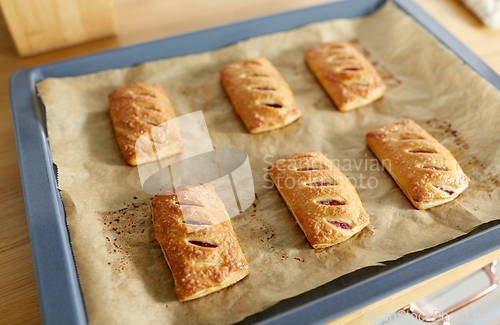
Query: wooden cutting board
0,0,116,56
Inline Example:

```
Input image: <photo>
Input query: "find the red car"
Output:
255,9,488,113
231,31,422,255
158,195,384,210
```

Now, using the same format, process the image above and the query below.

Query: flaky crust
151,183,249,301
267,150,370,248
305,40,386,112
220,57,301,133
109,82,183,166
366,119,470,210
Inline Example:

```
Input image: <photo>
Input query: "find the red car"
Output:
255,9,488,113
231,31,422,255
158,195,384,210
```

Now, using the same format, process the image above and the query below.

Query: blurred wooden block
0,0,117,56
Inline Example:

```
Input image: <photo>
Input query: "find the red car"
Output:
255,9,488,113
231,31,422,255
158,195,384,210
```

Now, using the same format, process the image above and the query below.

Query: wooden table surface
1,0,500,324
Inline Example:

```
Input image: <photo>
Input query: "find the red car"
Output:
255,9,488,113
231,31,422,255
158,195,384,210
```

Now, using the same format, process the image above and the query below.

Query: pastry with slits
151,183,249,301
305,40,386,112
267,150,370,249
109,82,183,166
220,57,301,133
366,119,470,210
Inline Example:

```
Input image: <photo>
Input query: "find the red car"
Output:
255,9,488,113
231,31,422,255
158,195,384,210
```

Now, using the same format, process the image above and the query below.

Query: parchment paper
37,2,500,324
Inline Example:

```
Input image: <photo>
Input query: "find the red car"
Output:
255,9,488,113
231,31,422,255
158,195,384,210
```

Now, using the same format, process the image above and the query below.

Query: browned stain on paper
238,193,301,262
313,96,335,111
98,198,173,301
312,227,370,261
425,118,469,150
242,212,277,246
351,39,402,90
488,173,500,188
455,155,500,200
178,74,226,112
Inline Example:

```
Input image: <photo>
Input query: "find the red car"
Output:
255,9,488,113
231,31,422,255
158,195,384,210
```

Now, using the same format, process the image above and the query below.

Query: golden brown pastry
109,82,183,166
151,183,249,301
366,119,470,210
267,150,370,248
220,57,301,133
305,40,386,112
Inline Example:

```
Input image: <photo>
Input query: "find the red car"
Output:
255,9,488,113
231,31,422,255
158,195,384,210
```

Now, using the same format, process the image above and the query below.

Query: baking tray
9,0,500,324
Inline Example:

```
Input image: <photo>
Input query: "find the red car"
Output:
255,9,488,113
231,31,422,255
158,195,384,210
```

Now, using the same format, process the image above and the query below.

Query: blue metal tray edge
9,68,87,325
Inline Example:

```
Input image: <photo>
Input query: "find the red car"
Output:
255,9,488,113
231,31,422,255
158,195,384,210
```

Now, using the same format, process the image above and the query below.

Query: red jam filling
317,200,345,206
408,149,436,154
189,241,217,248
262,102,283,108
306,181,335,187
423,166,446,171
342,67,361,71
434,185,454,195
253,87,275,91
297,167,324,171
329,221,351,229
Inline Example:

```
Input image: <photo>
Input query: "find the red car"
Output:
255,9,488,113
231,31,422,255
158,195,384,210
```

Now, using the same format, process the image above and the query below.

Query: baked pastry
267,150,370,248
305,40,386,112
220,57,301,133
366,119,470,210
151,183,249,301
109,82,183,166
